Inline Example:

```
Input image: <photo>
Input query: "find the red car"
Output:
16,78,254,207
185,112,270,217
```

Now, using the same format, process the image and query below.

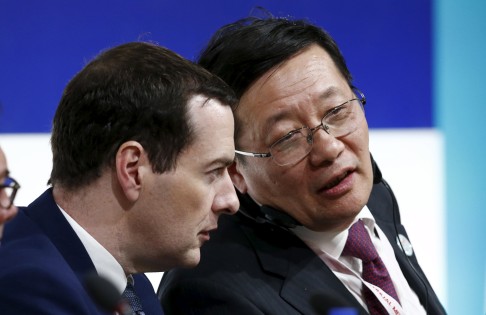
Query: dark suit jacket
159,180,446,314
0,188,163,315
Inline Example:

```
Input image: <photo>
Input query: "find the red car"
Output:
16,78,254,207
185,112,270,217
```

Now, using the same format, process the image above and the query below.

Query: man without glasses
0,42,239,314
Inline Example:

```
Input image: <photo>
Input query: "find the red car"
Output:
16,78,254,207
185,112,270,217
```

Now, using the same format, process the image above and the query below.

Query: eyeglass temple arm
353,88,366,106
235,150,271,158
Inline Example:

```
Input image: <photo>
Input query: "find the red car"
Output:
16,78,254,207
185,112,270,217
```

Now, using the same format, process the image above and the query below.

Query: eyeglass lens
1,178,18,208
270,98,364,166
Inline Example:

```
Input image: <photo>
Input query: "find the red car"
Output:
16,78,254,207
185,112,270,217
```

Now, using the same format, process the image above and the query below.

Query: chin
308,205,363,231
180,250,201,268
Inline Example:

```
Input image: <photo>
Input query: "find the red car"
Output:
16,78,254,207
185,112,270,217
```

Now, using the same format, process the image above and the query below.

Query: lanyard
317,250,404,315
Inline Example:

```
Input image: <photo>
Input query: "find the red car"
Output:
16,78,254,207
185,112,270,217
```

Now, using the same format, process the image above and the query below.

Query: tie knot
342,220,378,262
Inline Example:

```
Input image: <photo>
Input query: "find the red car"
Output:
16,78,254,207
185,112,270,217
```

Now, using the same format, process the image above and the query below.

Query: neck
52,175,132,273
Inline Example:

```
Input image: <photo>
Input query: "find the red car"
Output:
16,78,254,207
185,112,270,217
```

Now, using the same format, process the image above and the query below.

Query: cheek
359,120,370,147
245,162,276,188
245,162,303,201
178,185,215,220
345,124,369,161
155,192,194,227
358,133,371,171
352,130,373,194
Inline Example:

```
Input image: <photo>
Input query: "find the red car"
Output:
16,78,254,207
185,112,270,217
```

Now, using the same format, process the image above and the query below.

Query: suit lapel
24,189,96,282
241,223,366,314
25,189,163,314
377,218,437,312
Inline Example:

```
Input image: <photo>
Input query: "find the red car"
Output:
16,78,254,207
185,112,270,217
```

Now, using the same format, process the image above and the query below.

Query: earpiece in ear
260,205,301,229
236,190,301,229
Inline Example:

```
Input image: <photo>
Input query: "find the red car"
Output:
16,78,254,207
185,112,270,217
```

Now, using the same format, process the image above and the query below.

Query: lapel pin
396,234,414,256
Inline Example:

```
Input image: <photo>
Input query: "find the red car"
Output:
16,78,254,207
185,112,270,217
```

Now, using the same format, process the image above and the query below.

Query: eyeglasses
1,177,20,209
235,89,366,166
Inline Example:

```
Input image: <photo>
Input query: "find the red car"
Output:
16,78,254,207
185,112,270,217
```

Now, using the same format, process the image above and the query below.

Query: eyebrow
210,157,235,168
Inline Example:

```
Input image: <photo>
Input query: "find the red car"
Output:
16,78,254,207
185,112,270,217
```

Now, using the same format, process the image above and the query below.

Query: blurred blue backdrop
0,0,431,132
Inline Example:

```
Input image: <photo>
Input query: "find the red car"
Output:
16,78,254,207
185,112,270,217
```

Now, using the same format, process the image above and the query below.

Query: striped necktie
342,220,400,314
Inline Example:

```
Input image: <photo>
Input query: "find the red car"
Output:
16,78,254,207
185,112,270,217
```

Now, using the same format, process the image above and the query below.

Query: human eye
272,129,304,152
324,103,351,123
205,167,224,182
206,158,233,182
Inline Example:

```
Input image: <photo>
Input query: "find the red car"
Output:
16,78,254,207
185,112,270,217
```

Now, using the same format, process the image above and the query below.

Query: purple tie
342,220,400,314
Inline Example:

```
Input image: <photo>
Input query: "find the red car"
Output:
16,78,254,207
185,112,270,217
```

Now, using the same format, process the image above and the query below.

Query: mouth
198,226,217,242
323,170,351,190
318,169,354,197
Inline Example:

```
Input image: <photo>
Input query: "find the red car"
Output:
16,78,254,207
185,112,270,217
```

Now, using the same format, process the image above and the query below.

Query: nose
307,125,345,166
212,170,240,215
310,122,331,136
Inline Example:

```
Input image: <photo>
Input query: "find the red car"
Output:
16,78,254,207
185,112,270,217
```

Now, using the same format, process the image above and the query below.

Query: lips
205,226,217,233
199,226,217,240
322,170,351,190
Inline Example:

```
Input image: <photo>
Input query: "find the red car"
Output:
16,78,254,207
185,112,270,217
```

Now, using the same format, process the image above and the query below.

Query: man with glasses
0,42,239,314
0,146,19,240
159,16,446,314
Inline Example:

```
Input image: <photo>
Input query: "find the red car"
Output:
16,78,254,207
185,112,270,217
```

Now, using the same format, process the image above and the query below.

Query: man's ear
228,160,248,194
115,141,146,202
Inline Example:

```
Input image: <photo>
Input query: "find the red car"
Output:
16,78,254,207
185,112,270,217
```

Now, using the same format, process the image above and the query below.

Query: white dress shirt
292,206,425,314
59,206,128,294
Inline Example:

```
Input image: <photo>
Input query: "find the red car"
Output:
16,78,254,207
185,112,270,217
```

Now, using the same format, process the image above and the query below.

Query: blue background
2,1,486,314
435,1,486,314
0,0,431,132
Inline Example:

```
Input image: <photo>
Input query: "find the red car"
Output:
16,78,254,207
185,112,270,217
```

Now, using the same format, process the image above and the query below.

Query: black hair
198,15,353,144
50,42,237,190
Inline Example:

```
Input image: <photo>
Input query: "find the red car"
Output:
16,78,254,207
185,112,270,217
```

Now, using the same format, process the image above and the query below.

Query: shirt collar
291,206,376,259
58,205,128,294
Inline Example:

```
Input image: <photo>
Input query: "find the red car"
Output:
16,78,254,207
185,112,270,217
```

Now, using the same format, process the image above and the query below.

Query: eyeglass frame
0,176,20,209
235,88,366,166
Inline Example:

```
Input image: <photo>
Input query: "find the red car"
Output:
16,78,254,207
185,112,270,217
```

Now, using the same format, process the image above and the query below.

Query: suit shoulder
367,179,400,223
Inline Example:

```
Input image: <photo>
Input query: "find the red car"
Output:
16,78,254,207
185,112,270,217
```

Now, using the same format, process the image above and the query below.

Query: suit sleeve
0,261,101,314
161,278,264,315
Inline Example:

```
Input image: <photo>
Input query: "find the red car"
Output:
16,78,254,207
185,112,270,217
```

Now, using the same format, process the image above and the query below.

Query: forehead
182,95,234,161
237,45,349,134
187,95,233,136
